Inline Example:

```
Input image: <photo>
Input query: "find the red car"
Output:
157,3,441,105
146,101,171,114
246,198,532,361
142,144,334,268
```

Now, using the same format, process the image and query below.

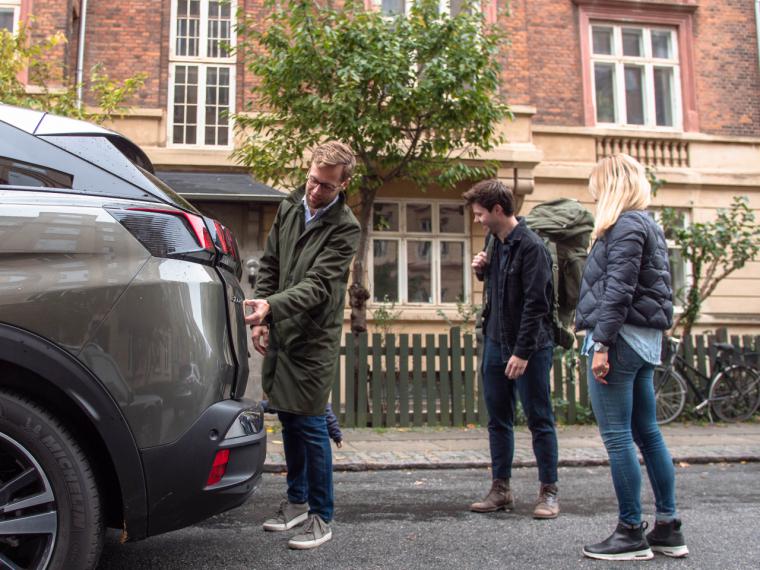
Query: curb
263,454,760,473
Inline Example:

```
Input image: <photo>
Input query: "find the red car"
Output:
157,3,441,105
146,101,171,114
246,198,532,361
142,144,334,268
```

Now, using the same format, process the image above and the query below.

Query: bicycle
654,337,760,424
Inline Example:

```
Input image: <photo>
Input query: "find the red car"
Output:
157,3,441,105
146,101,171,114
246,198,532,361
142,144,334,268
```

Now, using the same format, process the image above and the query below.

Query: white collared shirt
303,193,340,225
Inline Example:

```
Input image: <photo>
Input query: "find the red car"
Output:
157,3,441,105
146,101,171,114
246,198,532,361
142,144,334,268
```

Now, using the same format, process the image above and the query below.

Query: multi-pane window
374,0,471,16
0,1,20,33
590,23,681,129
169,0,235,147
648,208,690,305
370,201,469,305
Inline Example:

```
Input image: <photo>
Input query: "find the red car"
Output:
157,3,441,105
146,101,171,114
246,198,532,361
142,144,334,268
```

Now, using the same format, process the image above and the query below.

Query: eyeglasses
306,175,341,194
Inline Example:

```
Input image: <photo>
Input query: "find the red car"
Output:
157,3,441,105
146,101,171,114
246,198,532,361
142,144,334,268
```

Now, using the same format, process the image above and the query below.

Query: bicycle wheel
709,365,760,422
654,366,687,425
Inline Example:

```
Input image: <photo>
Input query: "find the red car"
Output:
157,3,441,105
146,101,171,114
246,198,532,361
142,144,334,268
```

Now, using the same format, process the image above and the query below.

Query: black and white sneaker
646,519,689,558
583,522,654,561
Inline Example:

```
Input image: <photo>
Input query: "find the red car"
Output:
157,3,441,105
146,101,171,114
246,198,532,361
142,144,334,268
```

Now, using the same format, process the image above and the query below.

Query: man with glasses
244,141,360,549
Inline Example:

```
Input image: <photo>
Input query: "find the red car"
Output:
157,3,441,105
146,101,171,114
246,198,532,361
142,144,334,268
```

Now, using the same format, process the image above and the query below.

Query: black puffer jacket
575,210,673,345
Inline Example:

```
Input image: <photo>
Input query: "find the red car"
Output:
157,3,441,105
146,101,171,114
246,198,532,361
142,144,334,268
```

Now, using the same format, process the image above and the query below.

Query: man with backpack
463,179,560,519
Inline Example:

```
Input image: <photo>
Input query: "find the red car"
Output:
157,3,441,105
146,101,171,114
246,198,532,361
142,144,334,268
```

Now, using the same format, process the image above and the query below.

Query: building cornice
572,0,698,13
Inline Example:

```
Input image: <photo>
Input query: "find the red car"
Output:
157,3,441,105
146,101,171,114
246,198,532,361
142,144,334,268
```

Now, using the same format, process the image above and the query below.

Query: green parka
254,186,360,415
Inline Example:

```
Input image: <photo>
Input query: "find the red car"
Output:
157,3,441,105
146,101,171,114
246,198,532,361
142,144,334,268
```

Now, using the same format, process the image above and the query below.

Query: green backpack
525,198,595,350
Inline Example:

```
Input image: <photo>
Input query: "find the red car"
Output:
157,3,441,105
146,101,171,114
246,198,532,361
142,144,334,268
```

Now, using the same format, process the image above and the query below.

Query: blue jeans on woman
482,337,558,483
278,411,334,522
587,337,677,525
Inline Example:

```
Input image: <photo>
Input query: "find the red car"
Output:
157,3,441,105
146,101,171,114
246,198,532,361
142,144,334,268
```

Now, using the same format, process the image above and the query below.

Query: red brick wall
27,0,76,85
83,1,168,108
498,0,585,126
692,0,760,136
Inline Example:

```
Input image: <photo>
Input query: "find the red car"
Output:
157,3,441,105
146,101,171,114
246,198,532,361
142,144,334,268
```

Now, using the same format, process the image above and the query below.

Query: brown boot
470,479,514,512
533,483,559,519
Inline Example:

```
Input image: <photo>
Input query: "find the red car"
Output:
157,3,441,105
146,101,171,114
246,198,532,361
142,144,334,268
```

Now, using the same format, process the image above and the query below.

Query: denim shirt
581,324,663,365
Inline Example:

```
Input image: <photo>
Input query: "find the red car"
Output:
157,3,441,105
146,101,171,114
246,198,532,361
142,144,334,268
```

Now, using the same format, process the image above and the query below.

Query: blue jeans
482,337,558,483
277,411,334,522
587,337,677,525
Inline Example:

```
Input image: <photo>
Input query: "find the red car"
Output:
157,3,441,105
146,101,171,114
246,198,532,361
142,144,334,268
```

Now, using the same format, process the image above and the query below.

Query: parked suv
0,104,266,570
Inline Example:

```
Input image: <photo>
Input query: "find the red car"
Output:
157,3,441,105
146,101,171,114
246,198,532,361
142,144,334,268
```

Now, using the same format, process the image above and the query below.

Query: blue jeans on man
482,337,558,484
278,411,334,522
587,337,677,525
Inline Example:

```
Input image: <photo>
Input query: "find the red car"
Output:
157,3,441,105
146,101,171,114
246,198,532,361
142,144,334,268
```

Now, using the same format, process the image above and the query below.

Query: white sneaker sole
582,547,654,561
288,529,332,550
651,544,689,557
262,511,308,532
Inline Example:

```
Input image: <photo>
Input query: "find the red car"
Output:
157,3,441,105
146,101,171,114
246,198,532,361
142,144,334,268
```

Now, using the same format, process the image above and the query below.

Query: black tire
709,365,760,423
653,366,687,425
0,390,103,570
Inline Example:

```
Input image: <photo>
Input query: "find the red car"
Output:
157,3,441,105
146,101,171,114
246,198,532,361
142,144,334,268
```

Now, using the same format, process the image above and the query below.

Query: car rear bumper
140,398,266,537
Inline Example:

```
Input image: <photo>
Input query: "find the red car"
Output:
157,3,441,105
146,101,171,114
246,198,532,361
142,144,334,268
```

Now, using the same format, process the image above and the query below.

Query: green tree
662,196,760,337
233,0,509,332
0,23,145,123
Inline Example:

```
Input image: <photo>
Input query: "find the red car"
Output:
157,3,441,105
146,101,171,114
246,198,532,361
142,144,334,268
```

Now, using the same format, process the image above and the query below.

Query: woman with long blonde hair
575,154,687,561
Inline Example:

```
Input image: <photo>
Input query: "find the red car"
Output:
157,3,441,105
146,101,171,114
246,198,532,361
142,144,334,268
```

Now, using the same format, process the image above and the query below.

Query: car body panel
0,200,150,353
81,257,237,447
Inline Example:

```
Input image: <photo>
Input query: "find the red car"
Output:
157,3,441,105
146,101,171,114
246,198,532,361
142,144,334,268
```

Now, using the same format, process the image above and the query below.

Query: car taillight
206,449,230,486
108,207,216,264
208,218,242,279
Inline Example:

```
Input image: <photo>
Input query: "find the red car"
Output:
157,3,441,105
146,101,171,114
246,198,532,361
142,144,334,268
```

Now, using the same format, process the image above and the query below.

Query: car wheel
0,390,103,570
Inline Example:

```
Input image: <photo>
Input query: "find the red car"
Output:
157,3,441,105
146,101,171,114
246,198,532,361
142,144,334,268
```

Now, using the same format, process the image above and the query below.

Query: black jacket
575,210,673,345
478,218,554,360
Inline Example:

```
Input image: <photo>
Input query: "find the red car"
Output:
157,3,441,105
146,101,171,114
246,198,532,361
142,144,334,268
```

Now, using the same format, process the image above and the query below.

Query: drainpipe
75,0,89,109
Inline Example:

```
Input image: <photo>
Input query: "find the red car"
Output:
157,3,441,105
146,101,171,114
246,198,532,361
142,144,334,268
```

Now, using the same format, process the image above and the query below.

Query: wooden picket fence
330,328,759,427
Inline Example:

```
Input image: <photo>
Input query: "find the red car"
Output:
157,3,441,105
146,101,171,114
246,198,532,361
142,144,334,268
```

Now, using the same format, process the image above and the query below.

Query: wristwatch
593,341,609,353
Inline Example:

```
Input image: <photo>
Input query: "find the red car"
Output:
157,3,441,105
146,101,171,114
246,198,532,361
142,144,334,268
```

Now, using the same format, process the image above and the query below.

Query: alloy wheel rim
0,432,57,570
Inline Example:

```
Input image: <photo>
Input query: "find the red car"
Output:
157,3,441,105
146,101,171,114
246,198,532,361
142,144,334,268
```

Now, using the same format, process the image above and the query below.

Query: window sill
361,304,477,323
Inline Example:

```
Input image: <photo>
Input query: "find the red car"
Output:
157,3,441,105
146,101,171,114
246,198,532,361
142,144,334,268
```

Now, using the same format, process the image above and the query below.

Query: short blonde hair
311,140,356,181
589,154,651,239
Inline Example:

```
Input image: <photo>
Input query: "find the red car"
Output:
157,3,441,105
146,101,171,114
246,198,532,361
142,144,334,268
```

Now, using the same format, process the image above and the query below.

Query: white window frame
590,23,683,131
168,0,236,149
649,207,691,310
373,0,475,17
368,199,471,306
0,1,21,34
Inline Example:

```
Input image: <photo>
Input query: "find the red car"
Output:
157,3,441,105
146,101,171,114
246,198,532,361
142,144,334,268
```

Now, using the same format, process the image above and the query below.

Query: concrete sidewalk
264,421,760,472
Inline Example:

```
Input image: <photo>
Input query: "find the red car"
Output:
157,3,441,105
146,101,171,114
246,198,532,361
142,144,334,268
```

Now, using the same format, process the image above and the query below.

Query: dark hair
462,179,514,215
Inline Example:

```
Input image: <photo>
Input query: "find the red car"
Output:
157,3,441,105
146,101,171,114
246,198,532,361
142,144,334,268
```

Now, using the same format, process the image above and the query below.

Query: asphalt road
98,462,760,569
